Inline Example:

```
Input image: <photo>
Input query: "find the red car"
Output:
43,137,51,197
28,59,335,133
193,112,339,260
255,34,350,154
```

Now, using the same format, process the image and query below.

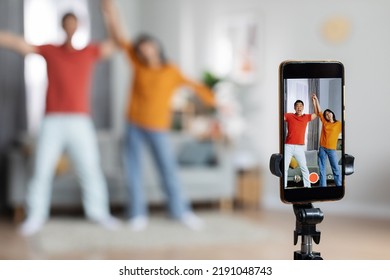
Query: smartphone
279,60,345,204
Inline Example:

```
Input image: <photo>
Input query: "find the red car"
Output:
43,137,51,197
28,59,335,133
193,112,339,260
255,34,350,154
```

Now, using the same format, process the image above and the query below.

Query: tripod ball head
296,207,324,225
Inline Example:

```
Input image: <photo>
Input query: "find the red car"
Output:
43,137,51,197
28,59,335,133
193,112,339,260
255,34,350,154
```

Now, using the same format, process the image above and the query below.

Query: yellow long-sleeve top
121,40,215,131
319,112,342,150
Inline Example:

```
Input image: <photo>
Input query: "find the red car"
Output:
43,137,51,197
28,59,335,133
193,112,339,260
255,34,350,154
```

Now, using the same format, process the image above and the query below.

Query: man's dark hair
61,12,78,27
133,33,167,65
294,100,304,106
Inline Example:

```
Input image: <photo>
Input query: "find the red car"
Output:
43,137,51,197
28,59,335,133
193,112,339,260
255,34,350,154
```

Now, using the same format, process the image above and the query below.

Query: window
24,0,90,134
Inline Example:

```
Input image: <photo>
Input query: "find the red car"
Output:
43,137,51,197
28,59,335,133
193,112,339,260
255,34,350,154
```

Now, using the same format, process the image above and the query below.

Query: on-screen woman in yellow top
312,94,342,187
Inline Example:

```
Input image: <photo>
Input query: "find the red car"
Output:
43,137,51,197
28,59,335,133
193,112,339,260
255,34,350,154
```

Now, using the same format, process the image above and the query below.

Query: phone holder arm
269,153,283,177
344,154,355,176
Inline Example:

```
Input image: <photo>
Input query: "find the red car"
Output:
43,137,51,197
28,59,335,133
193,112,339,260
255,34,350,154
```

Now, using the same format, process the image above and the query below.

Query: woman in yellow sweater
312,94,342,187
103,0,215,230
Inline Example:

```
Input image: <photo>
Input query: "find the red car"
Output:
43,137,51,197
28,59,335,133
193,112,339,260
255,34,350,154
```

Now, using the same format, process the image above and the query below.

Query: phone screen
280,61,345,203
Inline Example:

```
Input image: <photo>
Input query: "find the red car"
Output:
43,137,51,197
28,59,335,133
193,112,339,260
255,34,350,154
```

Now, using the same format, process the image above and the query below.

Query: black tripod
293,203,324,260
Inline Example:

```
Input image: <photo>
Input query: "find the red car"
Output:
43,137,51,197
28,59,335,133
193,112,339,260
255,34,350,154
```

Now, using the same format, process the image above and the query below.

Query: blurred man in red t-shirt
0,8,120,236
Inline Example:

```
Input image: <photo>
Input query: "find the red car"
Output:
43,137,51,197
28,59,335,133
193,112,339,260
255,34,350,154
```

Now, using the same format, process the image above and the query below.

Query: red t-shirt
37,44,101,114
284,113,312,145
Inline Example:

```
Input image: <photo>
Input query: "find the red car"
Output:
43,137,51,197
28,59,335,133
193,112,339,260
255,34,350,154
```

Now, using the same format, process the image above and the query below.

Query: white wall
111,0,390,218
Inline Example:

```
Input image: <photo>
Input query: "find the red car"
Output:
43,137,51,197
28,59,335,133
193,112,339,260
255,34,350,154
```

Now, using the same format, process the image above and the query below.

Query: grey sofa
7,131,236,219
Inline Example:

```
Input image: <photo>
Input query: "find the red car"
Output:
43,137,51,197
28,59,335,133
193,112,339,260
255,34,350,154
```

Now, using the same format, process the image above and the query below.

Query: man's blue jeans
318,146,341,187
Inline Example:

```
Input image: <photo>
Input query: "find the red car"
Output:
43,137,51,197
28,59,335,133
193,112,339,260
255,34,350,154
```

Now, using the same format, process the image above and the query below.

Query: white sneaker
179,212,204,231
18,219,45,237
127,216,148,232
96,216,122,231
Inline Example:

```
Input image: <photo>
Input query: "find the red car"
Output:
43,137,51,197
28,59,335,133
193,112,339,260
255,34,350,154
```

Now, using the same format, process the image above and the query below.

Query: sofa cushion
177,139,218,167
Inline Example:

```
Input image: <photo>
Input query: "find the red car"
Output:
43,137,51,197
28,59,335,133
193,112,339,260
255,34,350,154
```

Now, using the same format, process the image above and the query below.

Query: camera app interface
283,78,343,189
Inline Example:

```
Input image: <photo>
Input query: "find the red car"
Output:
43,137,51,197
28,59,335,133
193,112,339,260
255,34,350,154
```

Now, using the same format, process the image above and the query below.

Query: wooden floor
1,207,390,260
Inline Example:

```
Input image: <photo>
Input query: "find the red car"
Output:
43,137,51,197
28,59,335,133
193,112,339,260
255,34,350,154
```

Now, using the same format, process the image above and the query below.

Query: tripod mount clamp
293,203,324,260
269,153,355,178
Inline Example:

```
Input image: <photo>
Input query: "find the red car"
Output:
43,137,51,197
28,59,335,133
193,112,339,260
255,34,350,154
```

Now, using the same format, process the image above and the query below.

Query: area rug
31,211,272,255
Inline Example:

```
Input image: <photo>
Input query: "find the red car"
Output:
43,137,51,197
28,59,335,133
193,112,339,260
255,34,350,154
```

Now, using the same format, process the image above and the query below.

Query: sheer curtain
307,78,319,150
285,79,309,149
284,78,321,151
24,0,111,133
24,0,91,134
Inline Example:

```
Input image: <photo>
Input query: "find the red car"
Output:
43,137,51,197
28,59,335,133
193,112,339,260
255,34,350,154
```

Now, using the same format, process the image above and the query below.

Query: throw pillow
289,157,299,169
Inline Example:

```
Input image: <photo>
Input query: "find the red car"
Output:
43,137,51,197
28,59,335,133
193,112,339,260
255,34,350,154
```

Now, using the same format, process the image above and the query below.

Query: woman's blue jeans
123,123,190,219
318,146,341,187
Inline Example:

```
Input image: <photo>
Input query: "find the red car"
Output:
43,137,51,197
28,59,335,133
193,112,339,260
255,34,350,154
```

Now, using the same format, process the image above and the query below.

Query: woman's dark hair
324,109,337,121
61,12,77,28
133,33,167,65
